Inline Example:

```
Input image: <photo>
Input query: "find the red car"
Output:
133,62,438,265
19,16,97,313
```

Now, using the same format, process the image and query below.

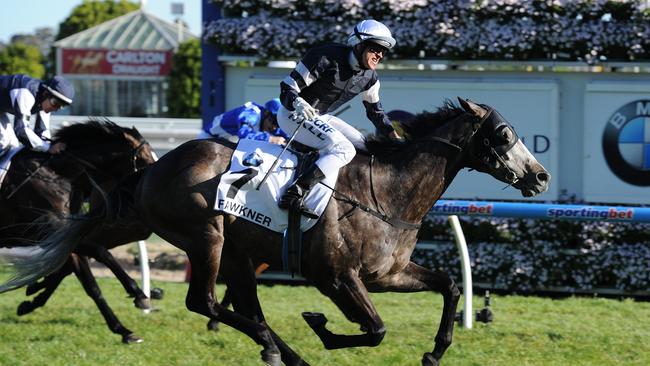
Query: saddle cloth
0,146,23,187
215,139,337,233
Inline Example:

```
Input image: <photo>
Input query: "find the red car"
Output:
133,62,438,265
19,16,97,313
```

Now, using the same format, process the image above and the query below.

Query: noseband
130,140,149,173
472,107,520,185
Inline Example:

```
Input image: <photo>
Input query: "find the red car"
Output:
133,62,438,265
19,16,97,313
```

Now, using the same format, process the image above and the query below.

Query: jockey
0,74,74,156
198,98,288,145
277,19,403,216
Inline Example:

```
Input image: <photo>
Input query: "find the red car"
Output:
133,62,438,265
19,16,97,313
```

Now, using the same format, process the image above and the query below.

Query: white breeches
0,113,19,154
277,106,364,177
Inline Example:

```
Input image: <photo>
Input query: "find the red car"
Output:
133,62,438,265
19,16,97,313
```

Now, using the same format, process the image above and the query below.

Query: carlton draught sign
62,48,172,76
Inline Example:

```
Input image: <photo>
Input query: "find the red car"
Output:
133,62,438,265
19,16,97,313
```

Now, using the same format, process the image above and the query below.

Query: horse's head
53,120,156,181
458,98,550,197
121,125,158,171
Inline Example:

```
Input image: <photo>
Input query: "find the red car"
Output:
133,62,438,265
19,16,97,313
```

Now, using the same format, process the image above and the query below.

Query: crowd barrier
428,199,650,328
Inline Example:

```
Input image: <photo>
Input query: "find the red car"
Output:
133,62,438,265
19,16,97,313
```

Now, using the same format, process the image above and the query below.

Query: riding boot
278,165,325,219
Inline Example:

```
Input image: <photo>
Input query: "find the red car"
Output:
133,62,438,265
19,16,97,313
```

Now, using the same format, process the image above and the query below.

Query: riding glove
293,97,318,121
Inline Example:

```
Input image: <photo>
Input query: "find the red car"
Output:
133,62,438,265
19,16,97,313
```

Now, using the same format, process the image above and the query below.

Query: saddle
216,139,332,277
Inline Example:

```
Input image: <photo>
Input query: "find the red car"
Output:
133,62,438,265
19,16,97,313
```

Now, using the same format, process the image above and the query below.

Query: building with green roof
53,9,196,117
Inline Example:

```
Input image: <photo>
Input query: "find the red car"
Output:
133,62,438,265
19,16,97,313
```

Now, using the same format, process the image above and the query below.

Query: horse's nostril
536,172,550,183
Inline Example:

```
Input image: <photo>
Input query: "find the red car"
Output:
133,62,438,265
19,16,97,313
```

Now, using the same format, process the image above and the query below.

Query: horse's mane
53,119,142,148
365,99,467,155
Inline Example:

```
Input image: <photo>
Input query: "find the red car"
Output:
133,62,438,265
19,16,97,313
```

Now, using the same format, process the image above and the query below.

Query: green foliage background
167,39,202,118
0,43,45,77
48,0,140,76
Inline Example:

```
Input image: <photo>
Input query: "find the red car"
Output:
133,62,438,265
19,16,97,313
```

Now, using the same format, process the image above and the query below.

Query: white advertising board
584,82,650,204
246,77,559,201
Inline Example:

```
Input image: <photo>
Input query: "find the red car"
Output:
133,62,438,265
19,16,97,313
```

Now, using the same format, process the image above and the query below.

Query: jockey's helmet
347,20,396,50
43,75,75,106
264,98,281,115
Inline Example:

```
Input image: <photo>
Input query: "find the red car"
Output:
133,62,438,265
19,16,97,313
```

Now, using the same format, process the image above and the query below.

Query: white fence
50,115,202,155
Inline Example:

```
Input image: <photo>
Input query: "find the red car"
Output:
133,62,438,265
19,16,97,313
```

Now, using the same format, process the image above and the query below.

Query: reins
318,107,516,231
4,138,148,200
319,155,422,231
5,156,53,199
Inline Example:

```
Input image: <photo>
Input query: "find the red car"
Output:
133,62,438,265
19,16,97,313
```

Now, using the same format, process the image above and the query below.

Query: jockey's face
361,43,387,70
261,114,278,133
41,95,66,113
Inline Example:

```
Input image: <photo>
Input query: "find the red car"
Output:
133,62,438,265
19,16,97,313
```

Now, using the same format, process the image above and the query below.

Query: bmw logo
602,100,650,185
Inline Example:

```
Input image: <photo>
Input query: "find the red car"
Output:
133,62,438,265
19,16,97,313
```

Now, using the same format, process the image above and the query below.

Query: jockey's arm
11,91,51,152
280,50,326,111
238,123,270,141
361,80,395,136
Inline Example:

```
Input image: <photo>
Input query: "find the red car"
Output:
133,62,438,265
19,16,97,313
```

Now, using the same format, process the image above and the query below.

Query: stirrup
279,185,318,219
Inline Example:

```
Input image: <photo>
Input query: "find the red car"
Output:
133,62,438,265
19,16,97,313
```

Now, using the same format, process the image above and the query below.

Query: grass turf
1,277,649,366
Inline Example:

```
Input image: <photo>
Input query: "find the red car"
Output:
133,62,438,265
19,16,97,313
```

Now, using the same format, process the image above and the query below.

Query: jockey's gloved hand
387,130,406,144
293,97,318,121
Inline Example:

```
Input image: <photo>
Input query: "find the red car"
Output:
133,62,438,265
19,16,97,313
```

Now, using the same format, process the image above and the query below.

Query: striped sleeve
280,50,325,110
361,79,381,103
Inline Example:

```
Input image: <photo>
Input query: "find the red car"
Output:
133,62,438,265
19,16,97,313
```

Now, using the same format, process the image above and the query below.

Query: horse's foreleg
77,244,151,310
69,254,142,344
17,259,73,316
221,253,308,366
179,229,281,366
366,261,460,366
307,270,386,349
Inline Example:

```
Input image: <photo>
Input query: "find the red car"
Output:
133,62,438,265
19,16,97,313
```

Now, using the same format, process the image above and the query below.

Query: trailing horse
0,120,156,343
3,99,550,365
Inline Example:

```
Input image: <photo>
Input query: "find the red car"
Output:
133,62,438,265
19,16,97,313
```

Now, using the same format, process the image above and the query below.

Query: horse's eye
501,128,511,141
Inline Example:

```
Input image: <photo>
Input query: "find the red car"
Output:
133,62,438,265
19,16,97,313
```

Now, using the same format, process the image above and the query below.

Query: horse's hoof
134,297,152,310
25,282,42,296
302,312,328,329
422,353,439,366
122,333,143,344
260,349,281,366
16,301,34,316
150,287,164,300
207,320,220,331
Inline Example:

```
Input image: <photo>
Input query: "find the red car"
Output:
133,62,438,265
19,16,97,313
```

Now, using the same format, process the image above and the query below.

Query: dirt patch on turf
90,239,188,283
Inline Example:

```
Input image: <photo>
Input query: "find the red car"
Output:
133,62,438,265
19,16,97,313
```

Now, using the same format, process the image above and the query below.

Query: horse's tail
0,169,146,293
0,213,103,293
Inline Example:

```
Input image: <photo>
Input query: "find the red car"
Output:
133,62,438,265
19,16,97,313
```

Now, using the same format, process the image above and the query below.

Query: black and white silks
280,43,394,135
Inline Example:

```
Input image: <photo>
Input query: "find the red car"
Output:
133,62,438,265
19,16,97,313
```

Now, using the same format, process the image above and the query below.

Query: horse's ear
457,97,488,119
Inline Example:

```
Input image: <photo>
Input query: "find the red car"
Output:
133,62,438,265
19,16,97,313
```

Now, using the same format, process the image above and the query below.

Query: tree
167,39,201,118
48,0,140,75
56,0,140,40
0,42,45,78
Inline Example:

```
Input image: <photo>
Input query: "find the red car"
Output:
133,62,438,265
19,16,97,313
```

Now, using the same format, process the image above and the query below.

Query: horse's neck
343,148,459,224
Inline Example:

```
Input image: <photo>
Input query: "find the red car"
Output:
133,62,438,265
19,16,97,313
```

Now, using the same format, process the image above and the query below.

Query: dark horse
0,120,156,343
2,99,550,365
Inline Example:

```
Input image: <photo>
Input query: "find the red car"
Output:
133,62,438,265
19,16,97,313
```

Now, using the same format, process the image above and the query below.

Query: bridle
4,138,150,199
130,140,149,173
315,105,521,230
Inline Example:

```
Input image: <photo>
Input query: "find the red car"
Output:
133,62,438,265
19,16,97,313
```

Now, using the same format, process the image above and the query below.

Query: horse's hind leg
69,253,142,344
221,250,308,366
171,225,281,365
366,261,460,366
77,245,151,310
17,259,74,316
305,269,386,349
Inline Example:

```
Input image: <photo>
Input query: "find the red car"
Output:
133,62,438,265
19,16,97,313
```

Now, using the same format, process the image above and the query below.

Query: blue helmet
264,98,281,115
44,75,75,105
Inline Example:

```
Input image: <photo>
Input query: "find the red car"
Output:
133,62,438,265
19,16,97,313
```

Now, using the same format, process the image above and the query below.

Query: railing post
448,215,473,329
